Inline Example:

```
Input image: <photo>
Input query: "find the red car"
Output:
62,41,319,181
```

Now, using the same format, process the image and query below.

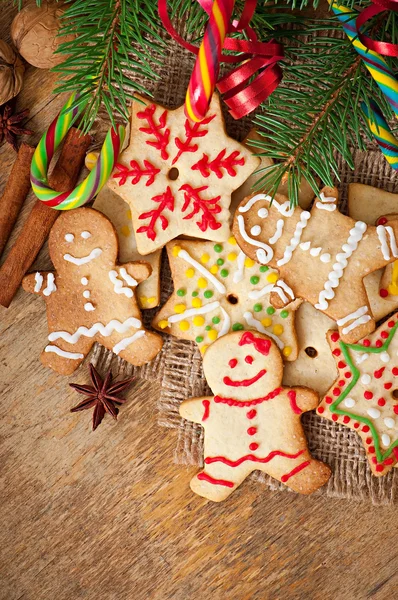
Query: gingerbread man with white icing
23,208,163,375
233,185,398,344
180,330,331,502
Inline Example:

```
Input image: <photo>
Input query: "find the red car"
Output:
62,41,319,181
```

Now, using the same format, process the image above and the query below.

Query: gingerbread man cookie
317,317,398,476
180,330,331,502
107,94,260,254
23,208,163,375
233,186,398,343
153,238,301,359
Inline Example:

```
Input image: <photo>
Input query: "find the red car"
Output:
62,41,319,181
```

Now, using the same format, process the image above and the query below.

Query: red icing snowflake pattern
136,186,175,241
172,115,215,165
137,104,170,160
113,160,160,186
192,149,245,179
180,184,222,232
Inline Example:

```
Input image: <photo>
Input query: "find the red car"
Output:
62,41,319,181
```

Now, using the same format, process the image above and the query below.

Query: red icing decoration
172,115,215,165
380,289,388,298
377,217,388,225
287,390,302,415
112,159,160,186
245,355,254,364
343,416,350,424
362,425,370,432
364,391,373,400
363,339,370,347
332,349,341,356
388,320,395,328
333,388,340,397
393,447,398,459
229,358,238,368
378,398,386,407
246,409,257,419
332,414,338,421
191,149,245,179
374,367,385,379
384,458,394,466
376,340,383,348
371,456,378,464
205,449,305,468
325,396,332,404
317,406,325,414
137,104,170,160
338,380,345,387
384,382,393,390
249,443,259,451
394,405,398,415
239,331,271,355
281,460,310,483
223,369,266,388
214,387,282,407
247,427,257,436
393,367,398,376
376,464,384,473
354,422,360,428
365,437,372,445
338,361,346,369
197,472,234,487
179,184,221,232
202,399,210,421
331,332,340,342
137,186,175,240
381,330,389,339
368,446,375,454
345,372,352,378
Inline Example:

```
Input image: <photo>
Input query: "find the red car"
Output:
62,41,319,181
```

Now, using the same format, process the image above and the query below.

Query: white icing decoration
84,302,95,312
44,345,84,360
43,273,57,297
355,353,369,364
309,247,322,257
34,272,43,293
113,330,145,355
337,306,368,326
218,307,231,337
48,316,142,344
81,277,88,285
64,248,102,265
119,267,138,287
248,283,275,300
367,408,381,419
344,398,356,408
300,241,311,251
277,211,311,267
315,202,336,211
272,285,288,304
233,251,246,284
168,301,220,324
384,417,395,429
360,374,371,385
382,433,391,447
64,233,74,242
320,253,331,263
377,225,398,260
342,315,371,335
237,215,273,265
269,219,284,244
243,311,284,349
257,207,268,218
83,290,90,298
239,194,294,217
276,279,294,299
319,193,336,203
177,249,226,293
380,351,390,363
81,231,91,239
250,225,261,236
109,270,134,298
315,221,367,310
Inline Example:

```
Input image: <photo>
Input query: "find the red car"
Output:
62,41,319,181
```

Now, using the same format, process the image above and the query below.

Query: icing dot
343,416,350,424
81,277,88,285
361,374,371,385
283,346,292,357
380,288,388,298
65,233,74,242
320,253,331,263
208,330,218,341
381,331,389,339
250,276,260,285
344,398,356,408
177,288,186,297
267,307,275,315
249,443,259,451
81,231,91,239
362,425,370,432
228,236,237,245
220,269,229,278
331,332,339,342
192,291,199,297
325,396,332,404
253,303,262,312
84,302,95,312
280,310,289,318
364,391,373,400
192,298,202,308
367,408,380,418
267,272,278,284
250,225,261,236
227,253,237,261
317,406,325,414
193,316,205,327
200,345,208,354
196,336,204,343
173,245,182,257
258,208,268,218
174,304,186,314
393,367,398,376
273,324,283,335
200,253,210,264
214,244,223,253
120,225,130,237
232,323,244,331
179,321,190,331
261,317,272,327
204,290,213,299
380,352,390,363
158,320,169,329
217,258,224,266
332,414,338,421
197,277,207,288
205,325,211,331
382,433,391,447
245,258,255,268
83,290,90,298
384,417,395,428
210,265,218,274
376,340,383,348
185,268,195,278
363,340,370,347
378,398,386,406
259,266,269,272
212,316,220,324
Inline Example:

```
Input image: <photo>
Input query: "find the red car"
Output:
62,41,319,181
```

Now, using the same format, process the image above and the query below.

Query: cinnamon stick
0,143,35,257
0,127,91,308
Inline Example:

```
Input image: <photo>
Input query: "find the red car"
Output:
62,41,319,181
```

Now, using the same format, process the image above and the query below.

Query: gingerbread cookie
317,318,398,476
233,186,398,343
107,94,259,254
22,208,163,375
180,330,331,501
153,238,301,359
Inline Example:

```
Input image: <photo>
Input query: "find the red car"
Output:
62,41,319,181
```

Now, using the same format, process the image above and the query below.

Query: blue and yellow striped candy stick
361,101,398,170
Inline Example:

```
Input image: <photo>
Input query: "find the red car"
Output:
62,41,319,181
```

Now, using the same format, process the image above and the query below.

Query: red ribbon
357,0,398,57
158,0,284,119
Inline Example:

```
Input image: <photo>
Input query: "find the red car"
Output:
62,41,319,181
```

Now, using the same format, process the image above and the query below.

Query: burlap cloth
91,29,398,504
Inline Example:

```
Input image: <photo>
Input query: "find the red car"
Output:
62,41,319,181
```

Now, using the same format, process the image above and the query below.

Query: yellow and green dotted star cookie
153,238,301,358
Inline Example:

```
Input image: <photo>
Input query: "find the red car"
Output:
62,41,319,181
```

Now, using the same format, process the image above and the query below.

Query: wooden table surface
1,4,397,599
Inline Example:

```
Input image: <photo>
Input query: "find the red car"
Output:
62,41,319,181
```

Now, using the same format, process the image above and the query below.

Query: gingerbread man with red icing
179,330,331,501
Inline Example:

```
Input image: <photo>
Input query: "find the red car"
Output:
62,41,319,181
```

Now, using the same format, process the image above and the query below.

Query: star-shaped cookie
107,94,259,254
317,317,398,476
152,237,301,359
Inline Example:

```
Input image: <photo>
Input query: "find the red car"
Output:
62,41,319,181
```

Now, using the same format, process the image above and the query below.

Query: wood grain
0,2,398,599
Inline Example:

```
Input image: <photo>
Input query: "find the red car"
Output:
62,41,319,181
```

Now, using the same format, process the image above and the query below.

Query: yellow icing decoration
197,277,207,288
207,330,218,341
179,321,190,331
200,345,208,354
140,296,147,304
192,298,202,308
193,316,205,327
244,257,255,268
200,253,210,264
283,346,292,357
228,236,237,245
185,268,195,278
174,304,186,314
158,320,169,329
388,260,398,295
227,252,237,262
120,225,130,237
261,317,272,327
273,324,284,335
210,265,218,274
267,272,278,284
147,297,156,306
126,209,132,219
173,245,182,257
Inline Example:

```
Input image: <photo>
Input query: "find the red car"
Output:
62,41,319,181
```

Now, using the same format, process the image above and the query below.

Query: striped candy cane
31,93,126,209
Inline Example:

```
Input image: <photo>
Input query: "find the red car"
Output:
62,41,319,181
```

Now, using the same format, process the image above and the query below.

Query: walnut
11,1,74,69
0,39,24,105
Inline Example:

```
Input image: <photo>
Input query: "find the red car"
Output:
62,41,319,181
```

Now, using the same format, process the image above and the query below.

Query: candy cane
185,0,235,122
31,93,126,210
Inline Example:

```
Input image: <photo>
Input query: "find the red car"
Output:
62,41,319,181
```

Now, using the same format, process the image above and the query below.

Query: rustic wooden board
1,3,398,599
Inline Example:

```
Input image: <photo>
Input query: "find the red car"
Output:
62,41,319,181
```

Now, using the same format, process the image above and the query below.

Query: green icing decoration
259,266,269,273
204,290,213,298
220,269,229,278
205,325,211,331
281,310,289,318
214,244,223,253
192,291,199,297
217,258,224,266
195,336,204,343
267,306,275,315
250,275,259,285
253,303,262,313
177,288,186,297
232,323,244,331
212,316,220,324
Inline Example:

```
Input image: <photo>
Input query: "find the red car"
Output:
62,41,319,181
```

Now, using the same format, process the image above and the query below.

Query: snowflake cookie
317,317,398,476
152,238,301,359
107,94,259,254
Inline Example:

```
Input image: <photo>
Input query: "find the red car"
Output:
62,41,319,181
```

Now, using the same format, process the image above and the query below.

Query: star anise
0,104,33,152
70,364,135,430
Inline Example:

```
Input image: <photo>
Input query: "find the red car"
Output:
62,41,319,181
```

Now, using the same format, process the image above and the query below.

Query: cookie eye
64,233,74,242
245,355,254,364
229,358,238,368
